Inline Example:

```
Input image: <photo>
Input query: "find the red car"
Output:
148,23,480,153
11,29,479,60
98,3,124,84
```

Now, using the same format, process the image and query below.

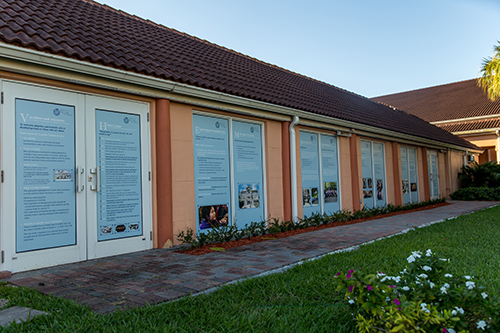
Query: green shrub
459,162,500,188
450,187,500,201
176,198,446,249
334,250,500,332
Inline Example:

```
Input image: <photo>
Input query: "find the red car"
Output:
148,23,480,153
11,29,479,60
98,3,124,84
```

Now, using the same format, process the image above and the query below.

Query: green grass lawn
1,205,500,332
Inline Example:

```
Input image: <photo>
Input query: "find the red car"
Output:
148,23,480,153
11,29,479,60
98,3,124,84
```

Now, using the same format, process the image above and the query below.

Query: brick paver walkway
6,200,497,314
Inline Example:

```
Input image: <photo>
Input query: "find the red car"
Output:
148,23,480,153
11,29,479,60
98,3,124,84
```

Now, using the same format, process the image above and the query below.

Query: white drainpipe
289,116,300,222
496,130,500,164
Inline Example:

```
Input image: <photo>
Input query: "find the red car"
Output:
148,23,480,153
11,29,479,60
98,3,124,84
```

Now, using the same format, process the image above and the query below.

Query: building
0,0,480,273
372,79,500,164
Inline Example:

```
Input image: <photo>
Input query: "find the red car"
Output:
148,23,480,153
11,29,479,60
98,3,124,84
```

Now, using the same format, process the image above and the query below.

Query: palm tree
478,41,500,101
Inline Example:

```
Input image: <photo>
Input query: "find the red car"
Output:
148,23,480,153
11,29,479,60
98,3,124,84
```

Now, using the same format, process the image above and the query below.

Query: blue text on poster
193,115,231,232
15,99,76,252
300,132,320,217
96,110,143,241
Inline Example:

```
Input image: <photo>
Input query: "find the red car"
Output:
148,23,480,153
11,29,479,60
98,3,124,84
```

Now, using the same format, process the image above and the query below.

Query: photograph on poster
363,190,373,198
311,188,319,206
302,188,311,207
402,179,409,194
324,181,338,203
54,169,72,181
362,178,367,189
367,178,373,188
199,204,229,230
238,183,260,209
377,179,384,200
411,183,417,192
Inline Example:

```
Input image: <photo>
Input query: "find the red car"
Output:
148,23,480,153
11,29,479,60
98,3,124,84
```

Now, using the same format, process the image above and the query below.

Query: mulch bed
176,202,451,255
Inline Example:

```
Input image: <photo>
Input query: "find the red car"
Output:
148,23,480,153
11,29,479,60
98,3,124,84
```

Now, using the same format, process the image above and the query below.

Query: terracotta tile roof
437,118,500,133
0,0,478,149
371,79,500,123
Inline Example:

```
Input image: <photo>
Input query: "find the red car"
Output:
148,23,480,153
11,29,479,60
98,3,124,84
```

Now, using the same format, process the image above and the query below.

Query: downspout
449,148,453,194
496,130,500,164
289,116,300,223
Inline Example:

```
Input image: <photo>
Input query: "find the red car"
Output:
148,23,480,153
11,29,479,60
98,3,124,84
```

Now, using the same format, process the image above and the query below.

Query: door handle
96,166,100,193
90,167,101,192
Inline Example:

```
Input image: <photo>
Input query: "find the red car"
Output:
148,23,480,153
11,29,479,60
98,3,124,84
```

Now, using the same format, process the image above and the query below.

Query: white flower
443,283,450,288
385,297,390,302
482,292,488,299
466,281,475,290
426,249,432,257
477,320,487,330
412,251,422,258
454,307,464,315
402,286,410,291
440,287,448,294
429,282,435,289
451,309,457,316
377,272,386,278
348,299,355,304
407,255,416,263
447,329,456,333
393,276,401,283
420,302,430,313
422,265,432,271
444,274,453,278
419,273,428,279
464,275,472,280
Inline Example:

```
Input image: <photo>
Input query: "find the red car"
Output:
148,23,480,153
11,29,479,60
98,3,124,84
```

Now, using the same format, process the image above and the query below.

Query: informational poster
360,140,374,209
15,99,76,252
320,134,340,213
300,132,321,217
96,110,143,241
232,121,264,228
408,148,419,203
373,143,386,207
193,115,231,232
401,147,418,204
401,147,410,204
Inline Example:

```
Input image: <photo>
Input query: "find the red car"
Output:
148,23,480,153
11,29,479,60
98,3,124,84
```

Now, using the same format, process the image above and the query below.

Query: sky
98,0,500,98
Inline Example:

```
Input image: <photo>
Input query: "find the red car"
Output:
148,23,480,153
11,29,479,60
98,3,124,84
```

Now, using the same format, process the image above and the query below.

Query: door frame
0,80,153,273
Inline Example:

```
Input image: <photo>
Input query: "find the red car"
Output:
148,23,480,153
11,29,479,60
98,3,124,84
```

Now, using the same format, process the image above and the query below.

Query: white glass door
1,81,151,272
85,96,152,259
427,151,439,199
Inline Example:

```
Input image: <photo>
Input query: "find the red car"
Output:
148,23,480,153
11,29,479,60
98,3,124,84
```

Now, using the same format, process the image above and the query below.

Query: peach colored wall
339,136,353,211
461,134,497,148
392,142,403,206
169,103,196,244
265,121,285,221
385,140,395,205
451,150,464,192
437,151,448,198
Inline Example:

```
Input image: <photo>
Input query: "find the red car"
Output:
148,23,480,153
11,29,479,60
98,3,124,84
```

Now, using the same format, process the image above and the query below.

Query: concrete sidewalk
5,200,498,314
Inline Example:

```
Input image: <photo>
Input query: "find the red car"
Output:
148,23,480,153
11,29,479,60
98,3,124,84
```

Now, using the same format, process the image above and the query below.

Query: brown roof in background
437,118,500,133
0,0,478,149
371,79,500,123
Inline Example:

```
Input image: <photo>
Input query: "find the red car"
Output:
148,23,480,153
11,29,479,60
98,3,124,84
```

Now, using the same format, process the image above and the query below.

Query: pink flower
367,285,372,291
335,272,341,277
393,298,400,306
346,269,354,280
389,285,396,288
348,285,354,292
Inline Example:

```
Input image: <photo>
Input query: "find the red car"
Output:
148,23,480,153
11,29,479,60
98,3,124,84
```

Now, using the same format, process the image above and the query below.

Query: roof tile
0,0,478,149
